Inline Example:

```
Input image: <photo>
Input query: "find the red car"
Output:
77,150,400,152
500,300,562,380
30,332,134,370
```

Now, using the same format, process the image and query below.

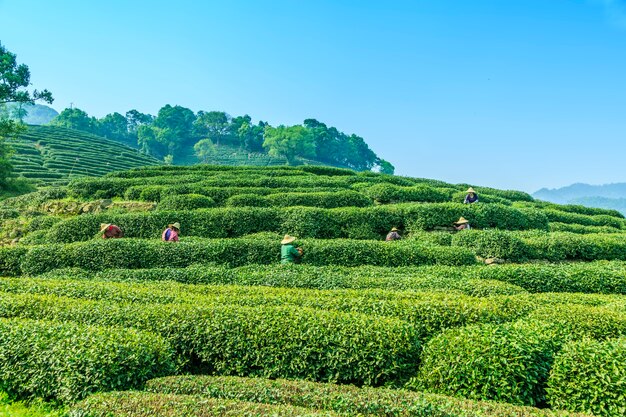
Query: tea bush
547,337,626,417
409,321,560,406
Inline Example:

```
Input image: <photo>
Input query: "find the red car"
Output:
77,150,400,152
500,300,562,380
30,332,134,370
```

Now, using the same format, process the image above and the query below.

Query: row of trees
0,43,53,187
49,106,394,173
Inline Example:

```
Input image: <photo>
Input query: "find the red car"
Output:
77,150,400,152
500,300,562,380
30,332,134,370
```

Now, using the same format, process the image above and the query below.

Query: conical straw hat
455,217,469,224
466,187,476,193
281,234,296,244
100,223,111,232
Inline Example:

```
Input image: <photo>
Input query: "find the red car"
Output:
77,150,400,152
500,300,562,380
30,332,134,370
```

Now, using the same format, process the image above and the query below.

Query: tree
98,112,131,144
238,119,266,153
263,125,315,165
49,108,96,133
154,105,195,142
125,109,154,134
193,111,232,146
0,43,53,186
193,138,216,163
376,158,395,175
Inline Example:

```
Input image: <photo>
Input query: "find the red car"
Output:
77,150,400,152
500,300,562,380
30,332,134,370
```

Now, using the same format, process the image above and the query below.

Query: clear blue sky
1,0,625,192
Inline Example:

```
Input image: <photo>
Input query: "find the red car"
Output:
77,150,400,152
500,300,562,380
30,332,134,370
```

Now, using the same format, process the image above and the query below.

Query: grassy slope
1,165,625,416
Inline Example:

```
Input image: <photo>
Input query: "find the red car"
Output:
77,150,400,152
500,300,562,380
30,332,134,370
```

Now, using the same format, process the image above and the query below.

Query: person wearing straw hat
464,187,479,204
385,227,402,241
100,223,123,239
162,222,180,242
454,217,471,231
281,234,303,264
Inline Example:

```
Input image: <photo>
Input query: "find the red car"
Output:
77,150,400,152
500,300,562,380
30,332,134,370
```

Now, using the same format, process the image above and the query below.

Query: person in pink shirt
162,222,180,242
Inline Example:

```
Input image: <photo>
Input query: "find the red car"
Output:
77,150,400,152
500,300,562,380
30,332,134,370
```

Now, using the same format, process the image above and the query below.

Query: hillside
1,165,625,416
8,125,161,185
534,182,626,215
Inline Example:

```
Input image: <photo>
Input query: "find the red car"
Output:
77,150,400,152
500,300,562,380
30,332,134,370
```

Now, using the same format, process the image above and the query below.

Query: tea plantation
8,125,160,185
1,164,626,416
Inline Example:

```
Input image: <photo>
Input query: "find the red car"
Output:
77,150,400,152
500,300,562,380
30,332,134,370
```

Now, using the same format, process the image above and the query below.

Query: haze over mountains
534,183,626,214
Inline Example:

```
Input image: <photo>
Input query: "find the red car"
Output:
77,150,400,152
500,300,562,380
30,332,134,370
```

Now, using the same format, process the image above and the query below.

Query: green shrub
0,277,530,343
544,210,624,229
76,264,525,296
547,337,626,417
25,215,62,233
19,238,476,275
145,375,581,417
469,186,534,202
225,193,268,207
521,232,626,262
405,203,548,231
157,194,216,210
475,261,626,295
365,183,454,204
408,321,559,406
70,392,342,417
549,222,622,234
0,317,174,403
266,190,373,208
0,293,421,386
43,203,549,244
527,304,626,341
452,230,529,261
137,185,166,202
0,209,19,221
0,247,28,276
544,203,624,219
300,165,356,176
450,191,513,205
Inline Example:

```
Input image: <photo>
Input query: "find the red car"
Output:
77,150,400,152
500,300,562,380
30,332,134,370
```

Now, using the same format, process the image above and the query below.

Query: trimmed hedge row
67,175,383,199
71,264,527,297
157,194,216,210
144,375,585,417
0,293,421,386
42,203,549,244
126,185,349,203
30,260,626,296
547,337,626,417
364,183,455,204
527,304,626,341
70,392,342,417
0,317,174,403
474,261,626,295
540,202,625,219
452,231,626,262
0,238,477,276
549,222,623,234
543,210,624,229
227,190,373,208
0,277,531,342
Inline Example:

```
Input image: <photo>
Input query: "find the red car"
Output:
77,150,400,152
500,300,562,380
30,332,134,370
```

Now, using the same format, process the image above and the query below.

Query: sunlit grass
0,392,65,417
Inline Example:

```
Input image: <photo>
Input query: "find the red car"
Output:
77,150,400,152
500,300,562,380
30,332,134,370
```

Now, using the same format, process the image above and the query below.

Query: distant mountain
5,103,59,126
533,183,626,214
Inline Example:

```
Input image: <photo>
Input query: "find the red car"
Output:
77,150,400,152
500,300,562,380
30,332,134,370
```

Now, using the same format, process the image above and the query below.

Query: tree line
48,107,394,173
0,43,53,190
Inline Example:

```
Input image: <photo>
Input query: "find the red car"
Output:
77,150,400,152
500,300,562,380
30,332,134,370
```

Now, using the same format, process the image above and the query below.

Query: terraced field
8,125,160,185
1,165,625,416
